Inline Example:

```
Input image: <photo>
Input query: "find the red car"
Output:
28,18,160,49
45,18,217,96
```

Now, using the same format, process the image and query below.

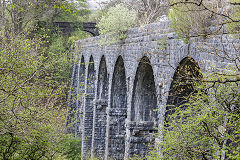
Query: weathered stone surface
91,56,108,159
81,56,95,158
68,20,238,159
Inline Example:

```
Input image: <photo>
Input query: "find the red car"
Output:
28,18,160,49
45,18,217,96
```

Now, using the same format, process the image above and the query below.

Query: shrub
144,71,240,159
0,31,68,160
97,3,138,45
58,135,82,160
168,0,215,43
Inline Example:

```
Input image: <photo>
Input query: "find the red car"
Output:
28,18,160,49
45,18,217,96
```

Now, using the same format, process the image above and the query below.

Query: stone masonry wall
68,19,239,159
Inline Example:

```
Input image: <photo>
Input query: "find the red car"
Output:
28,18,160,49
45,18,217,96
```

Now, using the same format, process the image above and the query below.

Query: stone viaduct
67,19,238,159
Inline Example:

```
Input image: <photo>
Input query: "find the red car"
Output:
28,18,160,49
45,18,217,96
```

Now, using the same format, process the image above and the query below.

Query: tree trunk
12,0,23,34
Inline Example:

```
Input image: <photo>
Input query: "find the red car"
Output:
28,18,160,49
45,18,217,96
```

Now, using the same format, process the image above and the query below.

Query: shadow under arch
76,56,85,137
92,55,109,158
129,56,158,158
165,56,202,124
107,56,127,160
82,55,95,158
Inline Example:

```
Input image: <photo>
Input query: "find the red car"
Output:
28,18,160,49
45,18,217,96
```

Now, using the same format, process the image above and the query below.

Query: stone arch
97,56,108,100
77,56,85,137
107,56,127,160
82,55,95,157
166,56,202,121
92,56,108,158
129,56,157,158
131,56,157,122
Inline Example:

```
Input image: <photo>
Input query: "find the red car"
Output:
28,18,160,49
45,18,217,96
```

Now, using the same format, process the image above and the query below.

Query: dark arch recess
76,56,85,137
108,56,127,160
166,57,202,123
130,56,158,158
110,56,127,109
92,56,108,158
97,56,108,100
82,55,95,156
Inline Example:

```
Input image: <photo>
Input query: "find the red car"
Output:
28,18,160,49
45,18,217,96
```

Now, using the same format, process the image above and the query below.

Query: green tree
0,0,90,159
0,0,88,36
160,77,240,159
124,0,168,25
94,0,168,25
0,30,66,160
97,3,138,45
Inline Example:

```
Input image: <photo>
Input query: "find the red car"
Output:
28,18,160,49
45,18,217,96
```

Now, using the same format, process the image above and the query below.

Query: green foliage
146,71,240,159
0,31,67,159
98,3,138,34
168,0,213,43
169,0,240,42
1,0,89,35
0,27,90,160
84,0,122,23
97,3,138,45
68,30,92,46
46,30,91,83
226,0,240,34
58,135,82,160
0,0,91,159
47,34,72,83
53,1,90,23
85,10,107,23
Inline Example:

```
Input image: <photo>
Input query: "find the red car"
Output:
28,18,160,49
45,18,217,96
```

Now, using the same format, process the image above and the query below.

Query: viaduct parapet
68,19,238,159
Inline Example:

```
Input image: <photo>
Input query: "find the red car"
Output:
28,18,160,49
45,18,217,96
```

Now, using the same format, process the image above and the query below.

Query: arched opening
77,56,85,137
97,56,108,100
166,57,201,123
83,22,99,37
108,56,127,160
82,56,95,155
92,56,108,158
130,57,157,158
